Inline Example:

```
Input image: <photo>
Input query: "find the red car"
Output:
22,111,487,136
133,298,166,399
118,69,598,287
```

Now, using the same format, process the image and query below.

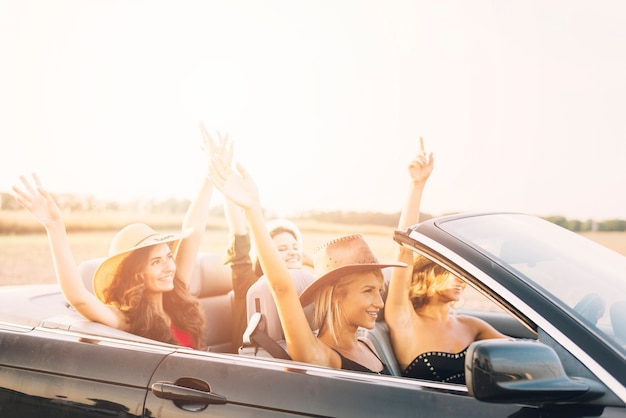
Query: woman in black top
385,137,507,384
209,155,404,375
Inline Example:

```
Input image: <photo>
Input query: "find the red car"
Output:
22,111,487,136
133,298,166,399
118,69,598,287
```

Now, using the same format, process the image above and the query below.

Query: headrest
78,258,106,294
189,253,233,298
246,269,315,341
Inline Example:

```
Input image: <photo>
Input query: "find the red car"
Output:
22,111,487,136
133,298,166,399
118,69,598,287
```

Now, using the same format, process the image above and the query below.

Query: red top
171,323,196,349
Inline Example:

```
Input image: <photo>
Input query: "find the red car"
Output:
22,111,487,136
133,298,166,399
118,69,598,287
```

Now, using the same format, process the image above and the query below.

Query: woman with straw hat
12,124,229,349
209,154,406,374
385,137,507,384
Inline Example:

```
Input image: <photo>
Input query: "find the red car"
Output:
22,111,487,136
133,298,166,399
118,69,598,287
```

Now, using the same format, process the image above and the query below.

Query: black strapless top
332,340,391,375
402,346,468,384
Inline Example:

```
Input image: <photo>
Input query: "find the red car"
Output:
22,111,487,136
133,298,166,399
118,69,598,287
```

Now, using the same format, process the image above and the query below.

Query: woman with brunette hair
12,125,229,348
209,154,406,374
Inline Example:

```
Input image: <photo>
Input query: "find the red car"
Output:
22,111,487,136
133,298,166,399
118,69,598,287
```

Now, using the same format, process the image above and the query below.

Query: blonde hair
409,261,464,310
310,269,384,344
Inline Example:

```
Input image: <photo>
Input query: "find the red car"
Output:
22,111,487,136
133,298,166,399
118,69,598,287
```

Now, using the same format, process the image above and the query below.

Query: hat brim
299,261,407,307
93,228,193,302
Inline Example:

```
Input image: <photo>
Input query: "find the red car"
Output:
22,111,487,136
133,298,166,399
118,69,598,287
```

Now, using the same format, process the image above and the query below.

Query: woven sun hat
299,234,407,307
92,223,193,302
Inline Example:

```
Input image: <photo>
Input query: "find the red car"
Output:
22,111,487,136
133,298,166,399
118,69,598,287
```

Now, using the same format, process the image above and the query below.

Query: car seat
239,269,315,357
574,293,606,326
610,300,626,345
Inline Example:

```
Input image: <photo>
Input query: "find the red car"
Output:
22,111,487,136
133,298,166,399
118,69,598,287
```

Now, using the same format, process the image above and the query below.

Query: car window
456,283,507,314
440,213,626,354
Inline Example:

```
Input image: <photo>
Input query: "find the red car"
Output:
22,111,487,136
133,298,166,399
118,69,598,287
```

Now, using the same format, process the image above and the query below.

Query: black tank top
332,340,391,375
402,346,468,384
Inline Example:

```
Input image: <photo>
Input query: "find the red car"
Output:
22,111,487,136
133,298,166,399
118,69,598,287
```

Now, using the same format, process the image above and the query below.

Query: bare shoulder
455,313,490,329
359,337,377,352
456,313,506,339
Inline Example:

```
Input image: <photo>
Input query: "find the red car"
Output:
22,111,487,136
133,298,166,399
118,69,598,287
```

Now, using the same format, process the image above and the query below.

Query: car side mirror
466,340,604,405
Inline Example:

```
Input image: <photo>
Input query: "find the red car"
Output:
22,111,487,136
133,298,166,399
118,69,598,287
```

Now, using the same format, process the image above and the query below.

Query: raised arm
12,174,124,328
175,123,232,286
209,157,326,363
385,138,434,327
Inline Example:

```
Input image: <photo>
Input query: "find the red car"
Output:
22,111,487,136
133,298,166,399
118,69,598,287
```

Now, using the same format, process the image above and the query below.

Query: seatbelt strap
243,312,292,360
249,328,292,360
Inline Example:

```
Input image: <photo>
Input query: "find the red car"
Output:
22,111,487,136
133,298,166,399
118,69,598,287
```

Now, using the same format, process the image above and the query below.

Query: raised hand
209,156,259,210
408,137,434,184
199,122,233,174
12,173,63,229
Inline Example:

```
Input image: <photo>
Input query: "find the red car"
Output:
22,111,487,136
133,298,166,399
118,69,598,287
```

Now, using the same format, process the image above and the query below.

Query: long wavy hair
102,245,205,347
311,269,384,344
409,262,464,310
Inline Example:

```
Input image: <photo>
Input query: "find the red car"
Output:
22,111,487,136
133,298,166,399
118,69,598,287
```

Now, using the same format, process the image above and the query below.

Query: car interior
67,253,539,378
77,252,235,351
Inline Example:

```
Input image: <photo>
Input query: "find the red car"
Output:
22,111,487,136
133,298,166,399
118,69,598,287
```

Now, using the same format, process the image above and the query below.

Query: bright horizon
1,1,625,221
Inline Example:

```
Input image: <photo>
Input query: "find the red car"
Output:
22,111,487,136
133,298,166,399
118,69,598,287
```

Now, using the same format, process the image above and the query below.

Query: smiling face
435,273,467,303
409,264,468,309
272,231,303,269
140,243,177,294
336,270,385,330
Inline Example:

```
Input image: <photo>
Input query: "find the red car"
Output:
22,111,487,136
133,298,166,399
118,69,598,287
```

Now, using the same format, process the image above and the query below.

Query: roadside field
0,222,398,285
1,223,625,286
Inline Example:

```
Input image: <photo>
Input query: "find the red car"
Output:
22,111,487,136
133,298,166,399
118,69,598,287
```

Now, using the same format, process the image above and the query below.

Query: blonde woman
385,138,506,384
209,156,405,374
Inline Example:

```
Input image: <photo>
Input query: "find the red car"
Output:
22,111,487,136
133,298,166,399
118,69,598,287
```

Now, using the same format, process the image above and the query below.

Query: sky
1,0,625,220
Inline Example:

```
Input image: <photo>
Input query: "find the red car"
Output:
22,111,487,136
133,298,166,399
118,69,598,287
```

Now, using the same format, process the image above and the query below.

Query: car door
391,213,626,416
0,324,172,418
144,348,524,417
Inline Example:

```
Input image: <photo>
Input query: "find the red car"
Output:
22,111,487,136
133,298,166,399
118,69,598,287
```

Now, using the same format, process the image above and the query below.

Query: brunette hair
103,245,205,347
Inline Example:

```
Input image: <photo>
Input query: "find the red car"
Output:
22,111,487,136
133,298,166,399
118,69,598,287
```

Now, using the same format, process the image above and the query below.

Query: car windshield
439,213,626,354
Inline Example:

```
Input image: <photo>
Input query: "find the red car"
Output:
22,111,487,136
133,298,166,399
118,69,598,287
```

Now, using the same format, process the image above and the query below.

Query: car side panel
145,351,521,418
0,368,147,417
0,327,173,418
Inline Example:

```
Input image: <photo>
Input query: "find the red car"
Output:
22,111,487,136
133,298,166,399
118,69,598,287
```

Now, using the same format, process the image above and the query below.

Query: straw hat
92,223,192,302
299,234,407,307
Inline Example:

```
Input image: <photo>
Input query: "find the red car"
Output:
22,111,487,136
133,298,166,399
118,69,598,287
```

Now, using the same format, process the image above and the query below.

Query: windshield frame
434,213,626,357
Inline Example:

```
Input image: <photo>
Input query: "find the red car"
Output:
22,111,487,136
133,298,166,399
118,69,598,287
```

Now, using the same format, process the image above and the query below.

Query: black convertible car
1,212,625,417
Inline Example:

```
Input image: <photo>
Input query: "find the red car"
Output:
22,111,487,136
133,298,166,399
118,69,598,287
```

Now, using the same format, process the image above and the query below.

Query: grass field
2,225,626,286
0,218,400,285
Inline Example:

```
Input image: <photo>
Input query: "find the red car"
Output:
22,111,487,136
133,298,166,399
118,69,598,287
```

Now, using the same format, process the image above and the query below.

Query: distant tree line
291,210,414,228
0,192,193,214
543,216,626,232
1,192,625,232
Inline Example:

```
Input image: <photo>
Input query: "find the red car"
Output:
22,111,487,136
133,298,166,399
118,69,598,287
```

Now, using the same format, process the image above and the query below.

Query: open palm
12,174,62,228
209,157,259,210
